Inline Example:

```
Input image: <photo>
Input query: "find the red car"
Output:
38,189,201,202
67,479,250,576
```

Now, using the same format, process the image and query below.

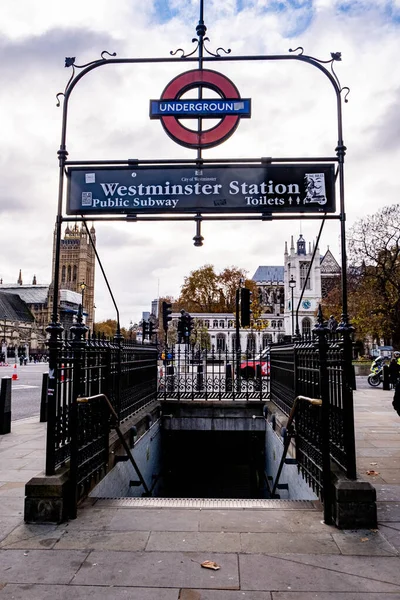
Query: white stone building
168,234,340,353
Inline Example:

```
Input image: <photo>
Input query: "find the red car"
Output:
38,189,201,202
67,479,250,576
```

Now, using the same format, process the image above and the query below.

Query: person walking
389,351,400,388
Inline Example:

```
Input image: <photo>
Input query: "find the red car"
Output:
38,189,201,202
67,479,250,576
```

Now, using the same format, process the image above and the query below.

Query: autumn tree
93,319,129,339
323,204,400,346
178,264,260,316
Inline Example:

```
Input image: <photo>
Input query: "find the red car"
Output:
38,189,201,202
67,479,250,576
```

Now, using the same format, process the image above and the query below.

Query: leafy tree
323,204,400,346
93,319,129,339
178,264,260,317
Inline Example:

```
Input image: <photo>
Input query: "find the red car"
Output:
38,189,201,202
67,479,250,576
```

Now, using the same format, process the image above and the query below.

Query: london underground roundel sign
150,69,251,149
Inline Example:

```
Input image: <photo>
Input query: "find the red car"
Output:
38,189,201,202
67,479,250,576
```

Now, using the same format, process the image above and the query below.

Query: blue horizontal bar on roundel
149,98,251,118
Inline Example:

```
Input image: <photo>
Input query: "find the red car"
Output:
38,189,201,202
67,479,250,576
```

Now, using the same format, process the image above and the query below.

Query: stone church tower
284,234,322,337
50,223,96,330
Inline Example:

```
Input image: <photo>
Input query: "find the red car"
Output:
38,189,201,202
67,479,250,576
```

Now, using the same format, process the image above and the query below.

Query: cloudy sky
0,0,399,326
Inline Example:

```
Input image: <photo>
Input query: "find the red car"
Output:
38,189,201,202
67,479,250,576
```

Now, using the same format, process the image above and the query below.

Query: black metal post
314,305,333,525
40,372,49,423
45,321,64,476
235,287,241,392
0,377,11,434
69,304,88,518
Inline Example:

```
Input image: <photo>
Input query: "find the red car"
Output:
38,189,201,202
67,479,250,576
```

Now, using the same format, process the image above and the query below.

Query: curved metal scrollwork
289,48,351,102
56,51,117,106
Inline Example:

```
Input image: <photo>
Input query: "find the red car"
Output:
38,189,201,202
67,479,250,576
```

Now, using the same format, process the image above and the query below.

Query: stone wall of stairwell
264,415,318,501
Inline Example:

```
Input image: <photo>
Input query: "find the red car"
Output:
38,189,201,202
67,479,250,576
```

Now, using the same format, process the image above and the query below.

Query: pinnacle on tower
17,269,22,285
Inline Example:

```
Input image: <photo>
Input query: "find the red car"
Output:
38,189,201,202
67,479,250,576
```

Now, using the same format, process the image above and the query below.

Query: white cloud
0,0,399,326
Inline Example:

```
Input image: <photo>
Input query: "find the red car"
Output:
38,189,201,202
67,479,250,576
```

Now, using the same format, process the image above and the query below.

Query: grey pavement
0,388,400,599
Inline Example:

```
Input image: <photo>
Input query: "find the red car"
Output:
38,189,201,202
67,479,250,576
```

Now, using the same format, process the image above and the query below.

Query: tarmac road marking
11,385,39,389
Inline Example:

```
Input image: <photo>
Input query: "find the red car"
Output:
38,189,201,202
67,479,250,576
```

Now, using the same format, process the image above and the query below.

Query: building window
67,265,71,282
213,319,218,328
204,320,210,328
228,319,234,328
73,265,77,282
302,317,312,335
216,333,226,351
247,333,256,352
231,334,237,351
262,333,272,348
61,266,66,282
300,262,311,290
219,320,225,329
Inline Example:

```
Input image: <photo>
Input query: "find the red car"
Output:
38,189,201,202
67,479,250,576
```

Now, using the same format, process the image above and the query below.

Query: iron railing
157,346,270,401
69,393,151,518
270,317,356,483
45,325,158,476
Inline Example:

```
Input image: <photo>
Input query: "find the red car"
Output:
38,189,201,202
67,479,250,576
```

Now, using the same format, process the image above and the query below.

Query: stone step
94,497,317,509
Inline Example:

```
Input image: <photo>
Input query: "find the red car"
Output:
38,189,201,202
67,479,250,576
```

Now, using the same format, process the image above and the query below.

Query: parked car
240,348,270,379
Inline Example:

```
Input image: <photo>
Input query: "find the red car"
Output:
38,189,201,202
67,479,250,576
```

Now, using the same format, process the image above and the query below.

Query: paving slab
57,507,119,531
0,483,26,497
239,554,400,593
240,532,339,554
0,549,88,584
0,497,25,517
377,502,400,522
332,529,398,555
71,550,239,589
375,484,400,501
198,510,328,533
378,525,400,551
0,524,62,549
108,508,200,531
54,529,150,551
0,584,179,600
179,591,272,599
146,531,241,553
273,594,400,599
0,517,21,543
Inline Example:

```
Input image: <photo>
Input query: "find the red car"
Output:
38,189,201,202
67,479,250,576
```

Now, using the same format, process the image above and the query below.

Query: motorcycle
367,356,390,387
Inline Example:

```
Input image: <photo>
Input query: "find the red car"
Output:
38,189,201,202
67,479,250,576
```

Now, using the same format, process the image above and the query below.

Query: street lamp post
289,275,296,339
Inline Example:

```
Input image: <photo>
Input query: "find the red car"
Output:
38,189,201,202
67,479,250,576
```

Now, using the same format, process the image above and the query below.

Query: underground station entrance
25,1,377,529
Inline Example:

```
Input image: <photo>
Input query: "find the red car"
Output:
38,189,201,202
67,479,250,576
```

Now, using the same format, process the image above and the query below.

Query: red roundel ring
160,69,241,149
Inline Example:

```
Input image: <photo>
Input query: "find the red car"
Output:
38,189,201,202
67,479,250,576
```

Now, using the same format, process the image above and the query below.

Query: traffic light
187,315,194,336
162,301,172,331
240,287,252,327
148,321,154,338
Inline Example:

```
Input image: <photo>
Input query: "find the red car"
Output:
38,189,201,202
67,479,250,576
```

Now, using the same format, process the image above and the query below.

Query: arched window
247,333,256,352
61,265,66,282
300,262,311,290
228,319,234,328
204,320,210,328
231,334,237,351
219,320,225,329
213,319,218,328
73,265,77,282
67,265,71,282
262,333,273,348
302,317,312,335
216,333,226,351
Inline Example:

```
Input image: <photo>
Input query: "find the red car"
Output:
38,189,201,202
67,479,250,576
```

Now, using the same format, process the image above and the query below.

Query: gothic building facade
0,224,97,354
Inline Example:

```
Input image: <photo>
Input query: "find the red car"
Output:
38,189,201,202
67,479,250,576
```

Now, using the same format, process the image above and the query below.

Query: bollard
40,372,49,422
0,377,12,434
196,364,204,391
225,363,233,392
383,364,390,391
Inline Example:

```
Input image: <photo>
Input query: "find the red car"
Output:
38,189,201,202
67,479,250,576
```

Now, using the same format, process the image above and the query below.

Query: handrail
77,394,151,496
270,395,322,497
